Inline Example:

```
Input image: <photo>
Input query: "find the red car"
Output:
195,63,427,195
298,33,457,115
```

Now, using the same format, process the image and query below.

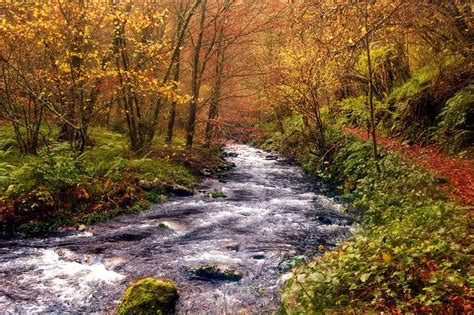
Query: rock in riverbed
224,242,240,251
119,278,178,315
222,152,238,158
265,154,278,160
187,264,242,281
137,179,194,197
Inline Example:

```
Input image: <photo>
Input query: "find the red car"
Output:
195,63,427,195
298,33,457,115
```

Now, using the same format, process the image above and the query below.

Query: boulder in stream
265,154,278,160
119,278,178,315
222,152,238,158
187,264,242,281
165,184,194,197
224,242,240,251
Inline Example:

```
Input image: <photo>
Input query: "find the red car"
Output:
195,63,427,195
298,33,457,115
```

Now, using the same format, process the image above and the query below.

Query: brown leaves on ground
344,126,474,207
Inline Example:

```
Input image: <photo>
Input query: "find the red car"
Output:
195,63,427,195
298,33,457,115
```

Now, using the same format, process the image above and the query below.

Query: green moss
388,66,439,103
211,191,226,198
119,278,179,315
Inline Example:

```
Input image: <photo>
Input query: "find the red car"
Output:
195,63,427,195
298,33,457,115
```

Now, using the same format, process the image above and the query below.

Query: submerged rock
187,264,242,281
317,216,333,225
102,231,150,242
217,162,236,172
224,242,240,251
119,278,179,315
265,154,278,160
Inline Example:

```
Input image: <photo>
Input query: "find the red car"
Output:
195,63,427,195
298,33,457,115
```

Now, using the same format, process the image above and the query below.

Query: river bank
259,123,472,313
0,127,228,238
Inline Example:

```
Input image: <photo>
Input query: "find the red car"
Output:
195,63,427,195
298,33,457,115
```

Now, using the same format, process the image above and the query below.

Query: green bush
281,134,471,313
333,96,393,134
436,86,474,155
31,143,89,191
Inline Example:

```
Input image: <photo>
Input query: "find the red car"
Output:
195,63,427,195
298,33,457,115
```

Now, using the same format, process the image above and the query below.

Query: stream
0,144,353,314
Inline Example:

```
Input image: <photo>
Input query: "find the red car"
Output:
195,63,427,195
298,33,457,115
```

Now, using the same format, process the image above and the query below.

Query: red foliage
344,127,474,207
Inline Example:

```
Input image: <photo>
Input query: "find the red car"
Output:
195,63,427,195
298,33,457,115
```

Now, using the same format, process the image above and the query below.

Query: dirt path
343,127,474,207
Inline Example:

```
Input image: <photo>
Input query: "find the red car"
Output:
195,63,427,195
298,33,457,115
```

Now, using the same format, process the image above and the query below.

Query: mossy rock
119,278,179,315
211,191,226,198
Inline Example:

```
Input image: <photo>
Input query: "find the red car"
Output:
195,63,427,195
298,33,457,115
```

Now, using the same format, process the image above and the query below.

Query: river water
0,144,353,314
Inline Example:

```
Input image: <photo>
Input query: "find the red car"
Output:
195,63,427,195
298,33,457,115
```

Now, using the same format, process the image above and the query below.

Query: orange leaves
343,126,474,207
75,187,90,200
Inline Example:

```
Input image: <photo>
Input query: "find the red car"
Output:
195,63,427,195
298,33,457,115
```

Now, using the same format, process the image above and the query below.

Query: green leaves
281,134,471,313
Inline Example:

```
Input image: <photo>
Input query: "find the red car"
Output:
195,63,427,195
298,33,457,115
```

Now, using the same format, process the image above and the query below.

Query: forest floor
343,126,474,207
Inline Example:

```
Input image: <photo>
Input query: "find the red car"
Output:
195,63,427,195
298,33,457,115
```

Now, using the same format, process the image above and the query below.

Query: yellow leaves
382,252,393,263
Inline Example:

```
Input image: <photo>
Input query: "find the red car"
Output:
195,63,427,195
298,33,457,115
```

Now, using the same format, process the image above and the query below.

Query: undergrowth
0,125,223,237
262,123,472,313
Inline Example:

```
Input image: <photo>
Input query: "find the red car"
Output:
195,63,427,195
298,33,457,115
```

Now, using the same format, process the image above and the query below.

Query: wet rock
157,223,172,231
102,231,150,242
210,191,226,199
157,220,184,232
138,178,164,191
278,261,292,272
224,242,240,251
119,278,178,315
187,264,242,281
217,162,236,172
317,216,333,225
222,152,238,158
277,272,294,287
265,154,278,160
277,157,297,165
104,256,129,268
200,168,213,176
165,184,194,197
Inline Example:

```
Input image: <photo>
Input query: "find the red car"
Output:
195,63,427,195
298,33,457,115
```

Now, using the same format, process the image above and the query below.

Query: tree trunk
186,0,207,150
365,1,380,173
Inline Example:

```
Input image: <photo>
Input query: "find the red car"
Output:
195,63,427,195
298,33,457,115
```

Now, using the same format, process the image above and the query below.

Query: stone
224,242,240,251
200,168,213,176
317,216,333,225
165,184,194,197
77,224,87,232
265,155,278,160
138,178,163,191
187,264,242,281
119,278,179,315
277,272,294,287
222,152,238,158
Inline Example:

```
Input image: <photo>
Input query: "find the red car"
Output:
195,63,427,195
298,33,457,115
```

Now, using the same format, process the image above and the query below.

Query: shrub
280,134,471,313
436,86,474,155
